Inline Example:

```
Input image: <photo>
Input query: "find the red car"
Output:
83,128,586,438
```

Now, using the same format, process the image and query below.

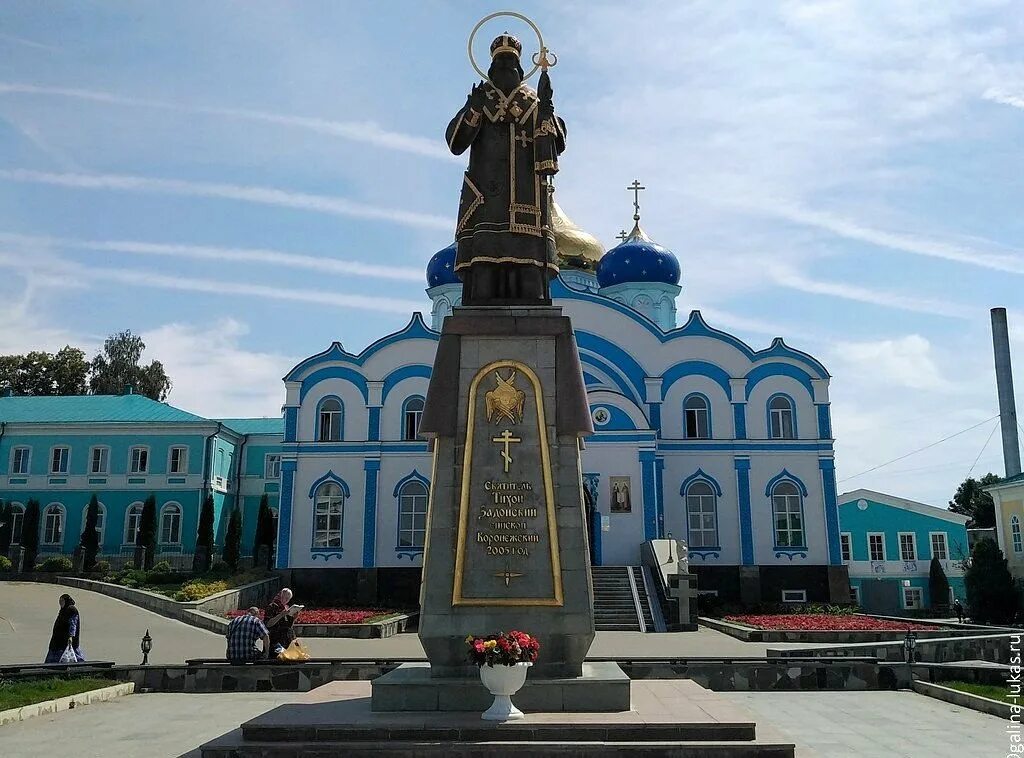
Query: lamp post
667,532,674,563
141,629,152,666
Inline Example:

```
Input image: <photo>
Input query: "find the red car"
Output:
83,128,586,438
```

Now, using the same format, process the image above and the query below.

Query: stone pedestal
416,306,595,680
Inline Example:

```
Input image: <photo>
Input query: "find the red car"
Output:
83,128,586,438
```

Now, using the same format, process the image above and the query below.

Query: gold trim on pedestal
452,359,564,607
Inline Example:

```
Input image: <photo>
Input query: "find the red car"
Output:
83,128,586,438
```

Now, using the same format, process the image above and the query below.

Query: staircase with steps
592,565,666,632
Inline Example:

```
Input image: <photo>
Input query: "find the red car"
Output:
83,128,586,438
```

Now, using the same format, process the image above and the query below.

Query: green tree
252,495,273,560
193,494,215,572
948,473,1000,528
0,501,11,556
21,499,40,572
0,346,89,396
223,505,242,571
89,330,172,401
928,556,950,611
965,538,1020,623
80,494,101,570
136,495,157,570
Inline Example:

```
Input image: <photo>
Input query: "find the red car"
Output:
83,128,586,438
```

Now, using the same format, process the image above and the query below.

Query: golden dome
550,194,604,272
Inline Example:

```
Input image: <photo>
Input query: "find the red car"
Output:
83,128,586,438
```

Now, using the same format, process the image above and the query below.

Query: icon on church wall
609,476,632,513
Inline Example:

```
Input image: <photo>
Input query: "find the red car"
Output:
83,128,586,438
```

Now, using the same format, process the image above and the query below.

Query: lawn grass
0,677,114,711
941,680,1019,706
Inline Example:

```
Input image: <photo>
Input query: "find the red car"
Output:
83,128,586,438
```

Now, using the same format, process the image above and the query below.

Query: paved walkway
0,687,1006,757
0,581,819,664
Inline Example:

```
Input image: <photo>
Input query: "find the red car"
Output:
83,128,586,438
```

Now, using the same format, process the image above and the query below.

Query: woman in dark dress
263,588,298,655
45,593,85,663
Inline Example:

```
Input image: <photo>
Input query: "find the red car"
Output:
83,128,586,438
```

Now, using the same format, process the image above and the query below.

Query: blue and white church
279,195,848,604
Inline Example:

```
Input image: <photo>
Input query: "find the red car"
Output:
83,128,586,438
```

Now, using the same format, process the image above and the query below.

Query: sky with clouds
1,1,1022,508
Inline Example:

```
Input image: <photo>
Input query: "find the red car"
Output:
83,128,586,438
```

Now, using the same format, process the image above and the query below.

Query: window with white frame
930,533,948,561
768,396,795,439
160,503,182,544
899,532,917,561
771,481,804,547
397,480,428,548
903,586,923,609
265,454,281,480
81,502,106,544
50,446,70,474
317,398,343,442
683,395,710,439
168,446,188,474
403,397,425,441
11,445,30,475
1013,516,1023,554
868,533,885,561
125,502,144,544
8,503,24,544
782,589,807,603
685,480,719,547
313,482,344,548
89,446,109,475
43,504,64,544
129,446,149,474
840,532,852,562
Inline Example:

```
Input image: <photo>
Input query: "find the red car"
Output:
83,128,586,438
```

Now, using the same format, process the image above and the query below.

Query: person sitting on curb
225,606,270,663
264,588,302,656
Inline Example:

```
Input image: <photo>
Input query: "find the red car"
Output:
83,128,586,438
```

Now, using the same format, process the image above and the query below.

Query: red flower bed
725,613,934,631
226,608,394,624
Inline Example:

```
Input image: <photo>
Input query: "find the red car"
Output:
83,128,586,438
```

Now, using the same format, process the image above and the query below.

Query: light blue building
837,489,969,614
0,394,282,568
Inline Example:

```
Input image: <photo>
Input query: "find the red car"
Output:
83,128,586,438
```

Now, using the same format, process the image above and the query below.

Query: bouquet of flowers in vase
465,630,540,667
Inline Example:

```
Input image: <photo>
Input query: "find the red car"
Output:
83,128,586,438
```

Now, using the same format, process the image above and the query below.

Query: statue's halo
468,11,543,84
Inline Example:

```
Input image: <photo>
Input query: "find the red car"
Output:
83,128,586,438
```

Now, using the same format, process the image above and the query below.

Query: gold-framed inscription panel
452,359,564,607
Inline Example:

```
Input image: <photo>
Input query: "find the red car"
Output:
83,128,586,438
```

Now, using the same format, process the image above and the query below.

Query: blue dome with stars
596,223,680,288
426,241,459,287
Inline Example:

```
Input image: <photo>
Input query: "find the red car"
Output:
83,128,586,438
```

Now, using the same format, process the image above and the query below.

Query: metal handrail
625,565,646,633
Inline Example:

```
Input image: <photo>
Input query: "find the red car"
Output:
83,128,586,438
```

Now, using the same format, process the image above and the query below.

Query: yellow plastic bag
277,639,310,662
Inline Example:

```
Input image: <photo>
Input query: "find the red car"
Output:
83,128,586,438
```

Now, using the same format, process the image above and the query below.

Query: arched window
772,481,805,547
683,394,711,439
81,502,106,545
398,480,428,548
124,502,144,544
317,398,343,442
43,504,65,545
402,397,425,441
685,481,718,548
313,482,345,548
768,395,796,439
160,503,182,544
8,502,25,544
1013,515,1022,554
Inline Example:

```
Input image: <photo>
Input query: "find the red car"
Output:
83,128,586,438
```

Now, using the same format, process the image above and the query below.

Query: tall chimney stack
991,307,1022,478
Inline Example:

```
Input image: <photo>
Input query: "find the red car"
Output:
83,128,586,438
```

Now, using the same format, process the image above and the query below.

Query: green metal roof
0,394,211,424
215,417,285,436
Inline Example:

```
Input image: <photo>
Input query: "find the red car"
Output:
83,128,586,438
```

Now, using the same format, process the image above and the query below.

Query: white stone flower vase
479,662,531,721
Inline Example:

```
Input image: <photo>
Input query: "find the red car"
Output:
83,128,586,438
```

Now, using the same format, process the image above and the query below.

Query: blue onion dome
426,241,458,287
596,222,680,287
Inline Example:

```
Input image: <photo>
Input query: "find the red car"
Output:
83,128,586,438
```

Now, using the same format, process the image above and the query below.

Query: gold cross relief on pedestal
492,429,521,473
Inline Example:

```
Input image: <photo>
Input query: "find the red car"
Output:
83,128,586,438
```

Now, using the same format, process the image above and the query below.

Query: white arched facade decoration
7,502,25,545
43,503,65,545
313,482,345,548
124,501,144,544
160,503,182,544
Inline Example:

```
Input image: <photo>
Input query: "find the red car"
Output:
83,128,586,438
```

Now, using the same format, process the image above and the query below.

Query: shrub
0,555,12,572
209,561,231,575
92,560,111,574
174,579,229,602
136,495,157,570
151,560,173,574
80,494,101,570
192,494,214,573
965,539,1020,624
21,499,40,572
223,505,242,571
39,556,73,573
